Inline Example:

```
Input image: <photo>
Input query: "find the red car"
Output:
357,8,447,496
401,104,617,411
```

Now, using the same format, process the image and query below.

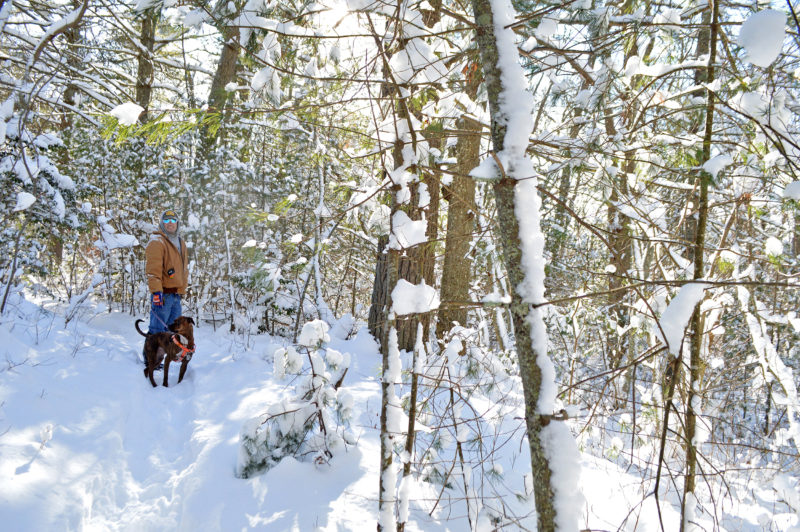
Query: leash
150,293,177,331
172,334,195,362
152,311,170,331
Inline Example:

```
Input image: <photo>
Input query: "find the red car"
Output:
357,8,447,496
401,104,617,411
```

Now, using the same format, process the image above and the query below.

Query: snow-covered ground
0,290,797,531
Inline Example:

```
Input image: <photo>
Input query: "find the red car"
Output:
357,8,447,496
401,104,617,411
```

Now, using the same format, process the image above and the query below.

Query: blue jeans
148,293,182,334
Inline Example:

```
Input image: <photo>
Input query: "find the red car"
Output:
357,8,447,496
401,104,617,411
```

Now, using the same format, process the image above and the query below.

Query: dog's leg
178,360,188,383
147,364,157,387
144,342,158,387
151,346,166,387
163,356,171,387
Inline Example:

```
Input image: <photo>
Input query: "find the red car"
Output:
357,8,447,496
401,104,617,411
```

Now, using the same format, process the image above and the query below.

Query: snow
738,10,786,68
703,153,733,179
297,319,331,347
535,17,558,43
625,58,708,78
469,157,501,180
481,291,511,305
109,102,144,126
33,133,63,149
95,231,139,251
134,0,160,11
182,8,208,28
0,97,13,144
659,282,709,356
391,279,440,316
765,236,783,256
13,192,36,212
388,39,448,85
783,181,800,200
251,67,273,91
387,210,427,250
0,292,794,530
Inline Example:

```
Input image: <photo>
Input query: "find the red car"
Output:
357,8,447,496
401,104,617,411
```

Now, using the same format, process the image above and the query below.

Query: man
143,209,189,367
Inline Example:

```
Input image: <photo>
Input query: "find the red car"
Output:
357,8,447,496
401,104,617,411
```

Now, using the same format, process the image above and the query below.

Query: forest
1,0,800,530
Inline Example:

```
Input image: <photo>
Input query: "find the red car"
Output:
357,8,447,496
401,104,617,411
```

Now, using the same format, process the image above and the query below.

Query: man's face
163,217,178,232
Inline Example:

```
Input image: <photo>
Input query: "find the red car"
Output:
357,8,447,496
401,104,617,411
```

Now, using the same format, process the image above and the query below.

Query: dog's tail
135,319,149,337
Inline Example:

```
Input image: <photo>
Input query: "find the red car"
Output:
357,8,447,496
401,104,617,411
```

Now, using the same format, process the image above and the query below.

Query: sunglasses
163,218,177,224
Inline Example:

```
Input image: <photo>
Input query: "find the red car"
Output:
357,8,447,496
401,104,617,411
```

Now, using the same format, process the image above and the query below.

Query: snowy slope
0,291,797,531
0,295,384,531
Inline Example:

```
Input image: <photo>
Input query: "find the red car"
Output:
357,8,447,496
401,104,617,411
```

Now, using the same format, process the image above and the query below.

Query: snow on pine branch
237,320,354,479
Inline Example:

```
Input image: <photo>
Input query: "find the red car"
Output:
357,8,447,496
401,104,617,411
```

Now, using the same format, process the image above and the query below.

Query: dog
135,317,196,388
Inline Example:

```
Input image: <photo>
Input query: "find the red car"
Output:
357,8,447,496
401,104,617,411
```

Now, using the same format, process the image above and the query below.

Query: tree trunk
471,0,577,529
438,100,480,336
135,8,159,123
199,21,240,167
682,2,718,529
368,235,390,344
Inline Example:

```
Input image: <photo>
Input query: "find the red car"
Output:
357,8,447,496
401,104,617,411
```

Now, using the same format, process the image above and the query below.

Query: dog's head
169,316,195,349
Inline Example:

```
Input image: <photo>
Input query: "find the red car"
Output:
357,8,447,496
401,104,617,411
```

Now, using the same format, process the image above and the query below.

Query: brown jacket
145,231,189,294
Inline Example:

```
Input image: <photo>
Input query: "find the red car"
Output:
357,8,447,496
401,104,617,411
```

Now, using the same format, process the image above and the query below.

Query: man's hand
152,292,163,306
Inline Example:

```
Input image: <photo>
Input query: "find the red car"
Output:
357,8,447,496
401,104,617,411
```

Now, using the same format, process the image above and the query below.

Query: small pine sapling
236,320,355,478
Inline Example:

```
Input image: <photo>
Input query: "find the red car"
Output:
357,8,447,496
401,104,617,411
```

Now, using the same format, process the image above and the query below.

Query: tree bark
135,8,159,123
438,80,480,336
368,235,390,344
471,0,562,529
682,2,718,529
199,20,240,166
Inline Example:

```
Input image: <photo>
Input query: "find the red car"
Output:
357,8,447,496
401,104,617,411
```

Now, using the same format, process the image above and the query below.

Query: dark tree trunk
199,22,240,168
682,3,718,528
135,9,159,123
438,87,480,336
368,235,390,345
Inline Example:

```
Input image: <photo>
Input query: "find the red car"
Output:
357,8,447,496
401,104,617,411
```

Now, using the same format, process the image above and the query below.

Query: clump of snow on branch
13,192,36,212
658,282,709,356
388,211,427,249
94,216,138,251
765,237,783,257
298,319,330,347
391,279,440,316
702,153,732,179
783,181,800,200
738,10,786,68
109,102,143,126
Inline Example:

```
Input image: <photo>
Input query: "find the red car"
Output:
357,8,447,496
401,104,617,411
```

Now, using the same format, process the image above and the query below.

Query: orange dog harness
171,334,195,362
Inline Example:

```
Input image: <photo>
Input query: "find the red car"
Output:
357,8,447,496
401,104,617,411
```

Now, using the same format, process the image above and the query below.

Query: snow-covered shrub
297,319,330,348
0,115,90,304
236,320,354,478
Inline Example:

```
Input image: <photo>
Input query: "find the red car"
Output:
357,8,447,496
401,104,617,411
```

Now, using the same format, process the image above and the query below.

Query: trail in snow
1,294,796,531
0,301,382,531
